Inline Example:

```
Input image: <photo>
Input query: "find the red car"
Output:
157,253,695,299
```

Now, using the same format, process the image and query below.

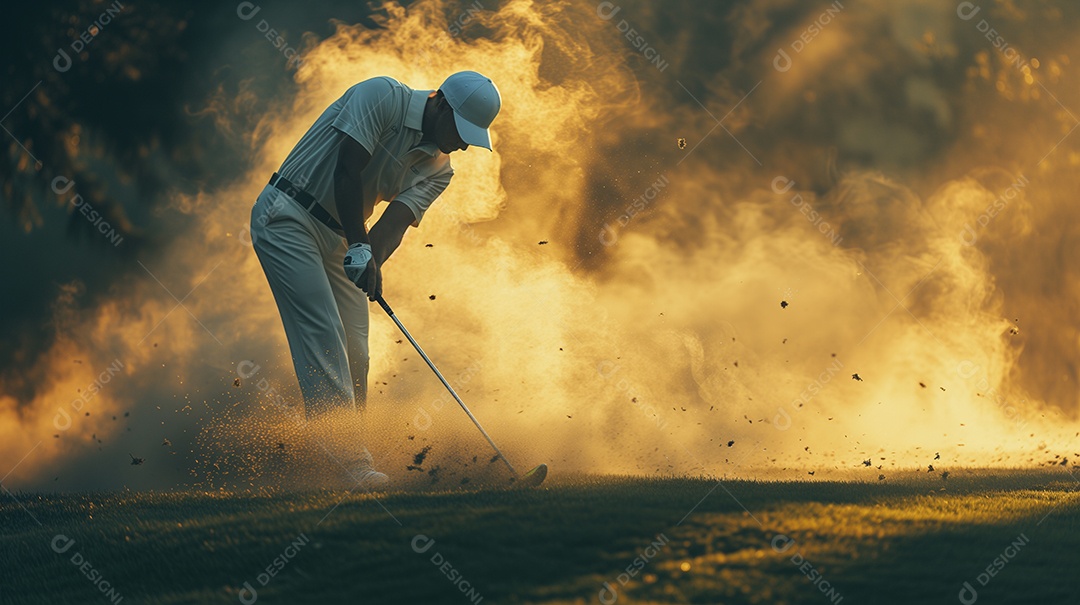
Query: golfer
249,71,501,486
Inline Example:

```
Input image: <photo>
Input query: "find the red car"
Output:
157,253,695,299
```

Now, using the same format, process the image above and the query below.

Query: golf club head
515,463,548,488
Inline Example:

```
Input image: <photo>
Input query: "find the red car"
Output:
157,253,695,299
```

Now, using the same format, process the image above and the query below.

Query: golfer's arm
369,201,416,265
334,136,372,246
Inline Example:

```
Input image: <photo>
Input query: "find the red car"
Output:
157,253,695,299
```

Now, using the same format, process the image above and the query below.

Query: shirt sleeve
330,78,397,155
393,170,453,227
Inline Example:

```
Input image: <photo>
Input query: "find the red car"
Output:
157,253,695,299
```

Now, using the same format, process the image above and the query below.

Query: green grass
2,470,1079,604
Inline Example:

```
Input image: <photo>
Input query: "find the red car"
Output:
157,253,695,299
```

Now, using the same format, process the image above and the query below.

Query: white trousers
250,184,369,418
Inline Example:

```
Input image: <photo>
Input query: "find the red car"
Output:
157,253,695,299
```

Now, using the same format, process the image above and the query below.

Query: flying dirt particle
124,412,129,417
942,471,950,480
808,471,815,476
153,343,157,347
233,378,241,387
425,243,433,247
940,386,946,391
472,456,478,463
395,339,402,344
677,137,687,149
862,459,872,466
460,477,470,485
567,415,572,419
780,300,788,309
406,465,424,472
727,440,735,447
852,373,862,381
112,416,116,421
407,435,414,440
919,382,927,388
538,240,548,245
559,347,563,351
277,443,286,450
935,452,940,460
878,474,886,481
162,438,171,447
428,466,441,483
927,465,934,472
54,434,59,438
733,361,739,368
429,295,436,300
489,454,499,464
129,454,144,466
782,338,788,344
680,407,686,412
73,359,82,364
412,445,432,466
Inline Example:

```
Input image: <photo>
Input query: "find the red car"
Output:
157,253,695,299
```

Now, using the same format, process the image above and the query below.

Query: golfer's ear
335,134,372,178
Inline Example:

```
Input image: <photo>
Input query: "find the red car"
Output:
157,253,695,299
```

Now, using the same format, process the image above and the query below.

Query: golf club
375,296,548,488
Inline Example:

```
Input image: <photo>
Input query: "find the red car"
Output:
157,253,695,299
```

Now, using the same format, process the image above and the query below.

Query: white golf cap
440,71,501,151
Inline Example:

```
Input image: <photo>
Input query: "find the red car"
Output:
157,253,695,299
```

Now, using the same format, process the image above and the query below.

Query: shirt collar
406,89,440,157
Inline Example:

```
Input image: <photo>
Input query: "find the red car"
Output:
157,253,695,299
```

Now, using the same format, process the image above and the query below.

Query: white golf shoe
350,448,389,489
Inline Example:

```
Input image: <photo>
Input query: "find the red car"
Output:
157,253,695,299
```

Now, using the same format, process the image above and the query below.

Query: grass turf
2,470,1078,604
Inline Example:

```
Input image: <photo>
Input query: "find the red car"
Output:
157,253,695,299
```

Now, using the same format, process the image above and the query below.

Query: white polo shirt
276,76,454,233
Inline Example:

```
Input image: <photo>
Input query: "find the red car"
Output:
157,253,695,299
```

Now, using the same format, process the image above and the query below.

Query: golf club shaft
376,296,519,477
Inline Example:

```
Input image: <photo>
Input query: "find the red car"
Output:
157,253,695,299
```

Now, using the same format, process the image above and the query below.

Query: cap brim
452,111,492,151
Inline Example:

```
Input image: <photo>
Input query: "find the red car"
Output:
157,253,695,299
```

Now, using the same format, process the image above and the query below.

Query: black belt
268,172,343,233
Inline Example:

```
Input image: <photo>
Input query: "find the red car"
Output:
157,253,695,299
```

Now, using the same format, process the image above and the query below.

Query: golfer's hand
344,242,371,284
361,259,382,301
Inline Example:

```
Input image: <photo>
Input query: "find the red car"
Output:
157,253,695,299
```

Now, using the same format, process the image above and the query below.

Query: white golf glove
343,242,373,286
